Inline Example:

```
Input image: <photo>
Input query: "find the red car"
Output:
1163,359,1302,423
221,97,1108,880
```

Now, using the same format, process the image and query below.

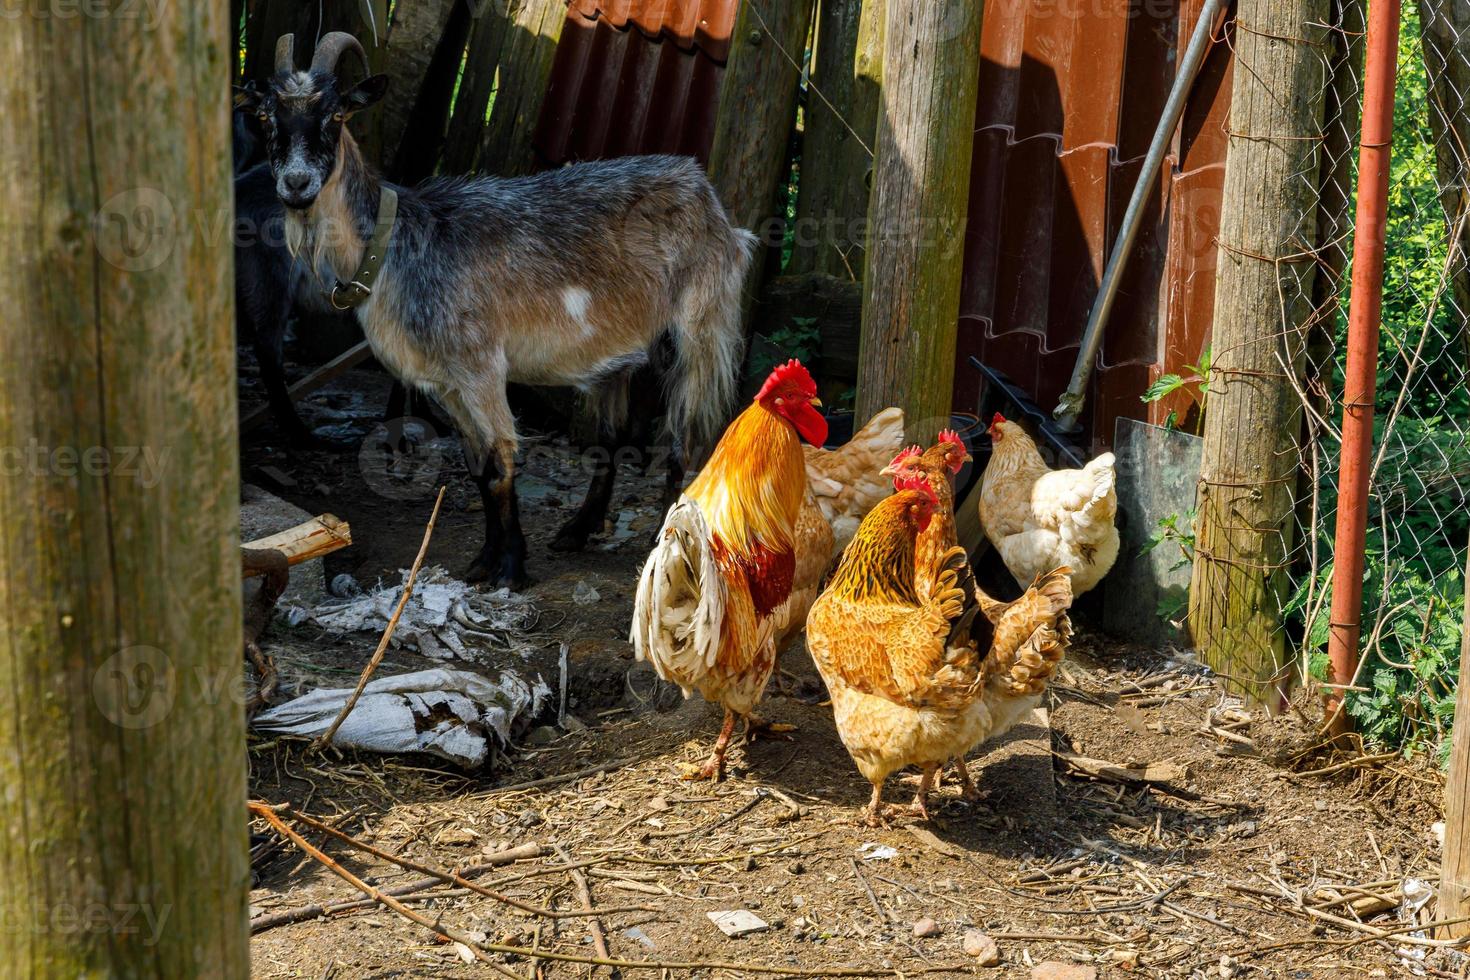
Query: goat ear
233,81,262,111
343,74,390,117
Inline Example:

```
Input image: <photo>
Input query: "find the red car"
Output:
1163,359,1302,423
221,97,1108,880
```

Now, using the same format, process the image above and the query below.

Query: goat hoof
464,553,498,584
548,531,589,553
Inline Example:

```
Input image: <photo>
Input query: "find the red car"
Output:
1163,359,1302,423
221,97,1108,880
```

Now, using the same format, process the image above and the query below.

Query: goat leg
465,445,506,585
550,438,618,553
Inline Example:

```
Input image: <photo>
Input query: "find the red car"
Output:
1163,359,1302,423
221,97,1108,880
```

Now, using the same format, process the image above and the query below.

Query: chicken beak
811,397,824,411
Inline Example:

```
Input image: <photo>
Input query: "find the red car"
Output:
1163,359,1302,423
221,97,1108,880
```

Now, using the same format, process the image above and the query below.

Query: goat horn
310,31,369,78
274,33,296,74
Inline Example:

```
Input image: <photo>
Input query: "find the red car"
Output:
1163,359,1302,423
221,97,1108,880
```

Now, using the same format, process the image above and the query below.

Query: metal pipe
1053,0,1225,431
1325,0,1402,735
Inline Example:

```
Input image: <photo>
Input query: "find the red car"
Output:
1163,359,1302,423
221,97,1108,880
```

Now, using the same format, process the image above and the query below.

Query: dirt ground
240,361,1457,979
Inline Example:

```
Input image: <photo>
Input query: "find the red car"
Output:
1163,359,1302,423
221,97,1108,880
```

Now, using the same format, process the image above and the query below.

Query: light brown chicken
806,480,1074,825
980,414,1119,597
775,407,908,653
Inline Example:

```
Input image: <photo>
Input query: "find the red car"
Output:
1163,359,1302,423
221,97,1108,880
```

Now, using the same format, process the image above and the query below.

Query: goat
239,32,754,589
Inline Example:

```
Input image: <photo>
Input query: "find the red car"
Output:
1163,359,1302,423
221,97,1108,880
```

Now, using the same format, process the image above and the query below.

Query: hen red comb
894,473,938,504
937,429,967,473
991,412,1006,426
756,358,817,401
888,445,922,469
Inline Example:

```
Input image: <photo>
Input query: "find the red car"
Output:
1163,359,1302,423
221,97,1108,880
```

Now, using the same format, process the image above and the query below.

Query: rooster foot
682,757,726,782
743,716,797,744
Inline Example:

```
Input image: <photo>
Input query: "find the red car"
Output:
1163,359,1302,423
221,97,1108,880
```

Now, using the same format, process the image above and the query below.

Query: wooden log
707,0,819,319
1187,0,1329,707
477,0,570,176
787,0,884,280
1439,542,1470,938
854,0,981,446
242,516,353,574
0,3,248,975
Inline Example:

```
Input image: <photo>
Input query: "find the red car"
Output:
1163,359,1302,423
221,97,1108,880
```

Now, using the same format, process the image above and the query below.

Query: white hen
978,414,1119,597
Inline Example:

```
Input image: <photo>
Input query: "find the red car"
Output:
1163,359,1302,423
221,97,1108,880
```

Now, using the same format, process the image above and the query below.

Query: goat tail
666,225,757,458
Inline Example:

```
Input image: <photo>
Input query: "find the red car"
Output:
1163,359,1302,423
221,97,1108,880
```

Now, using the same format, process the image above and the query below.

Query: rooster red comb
894,473,938,505
888,445,922,469
756,358,818,402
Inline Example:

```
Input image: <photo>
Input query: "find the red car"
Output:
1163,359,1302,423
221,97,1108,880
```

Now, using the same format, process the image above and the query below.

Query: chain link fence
1257,0,1469,751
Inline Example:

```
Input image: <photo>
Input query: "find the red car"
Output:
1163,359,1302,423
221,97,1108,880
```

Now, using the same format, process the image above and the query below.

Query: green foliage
1141,346,1211,434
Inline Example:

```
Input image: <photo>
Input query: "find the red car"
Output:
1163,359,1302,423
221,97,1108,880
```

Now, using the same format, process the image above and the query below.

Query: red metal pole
1325,0,1401,735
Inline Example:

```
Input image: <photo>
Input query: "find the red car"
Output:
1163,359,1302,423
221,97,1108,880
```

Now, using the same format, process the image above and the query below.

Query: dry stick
556,843,618,979
283,804,653,920
250,840,550,934
251,888,469,932
313,485,446,750
851,858,892,924
247,802,523,980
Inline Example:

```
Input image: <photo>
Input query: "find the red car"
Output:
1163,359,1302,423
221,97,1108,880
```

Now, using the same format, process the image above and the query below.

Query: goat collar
329,186,398,311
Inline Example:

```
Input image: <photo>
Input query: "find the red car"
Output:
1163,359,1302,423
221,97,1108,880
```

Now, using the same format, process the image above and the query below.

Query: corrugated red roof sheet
957,0,1231,447
534,0,735,168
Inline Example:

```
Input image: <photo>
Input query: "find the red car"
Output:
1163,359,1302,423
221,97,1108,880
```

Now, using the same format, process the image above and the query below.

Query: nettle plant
1141,345,1211,435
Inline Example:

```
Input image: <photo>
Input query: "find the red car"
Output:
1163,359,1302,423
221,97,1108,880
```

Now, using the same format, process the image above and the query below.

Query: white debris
857,842,898,861
573,580,600,605
281,565,538,663
252,667,551,767
707,910,768,937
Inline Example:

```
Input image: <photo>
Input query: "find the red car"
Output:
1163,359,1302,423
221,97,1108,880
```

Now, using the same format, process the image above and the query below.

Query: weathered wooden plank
0,3,248,976
478,0,570,176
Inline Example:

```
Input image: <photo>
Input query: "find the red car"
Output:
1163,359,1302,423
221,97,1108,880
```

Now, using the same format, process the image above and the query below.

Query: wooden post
707,0,819,299
1439,542,1470,936
853,0,981,446
787,0,884,280
0,4,248,977
1188,0,1328,708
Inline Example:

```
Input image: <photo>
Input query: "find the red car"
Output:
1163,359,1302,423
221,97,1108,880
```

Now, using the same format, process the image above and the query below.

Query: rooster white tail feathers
630,501,725,696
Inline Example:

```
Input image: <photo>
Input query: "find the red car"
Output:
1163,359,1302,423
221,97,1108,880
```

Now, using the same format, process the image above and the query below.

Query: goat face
238,33,388,211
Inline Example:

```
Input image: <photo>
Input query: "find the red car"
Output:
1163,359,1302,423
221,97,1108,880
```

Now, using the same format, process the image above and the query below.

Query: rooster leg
685,709,737,782
908,767,938,821
953,758,984,802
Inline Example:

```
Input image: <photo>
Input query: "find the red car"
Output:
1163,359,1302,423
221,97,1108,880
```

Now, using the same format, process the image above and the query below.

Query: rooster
775,407,908,654
807,479,1073,825
979,414,1119,597
630,359,828,780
